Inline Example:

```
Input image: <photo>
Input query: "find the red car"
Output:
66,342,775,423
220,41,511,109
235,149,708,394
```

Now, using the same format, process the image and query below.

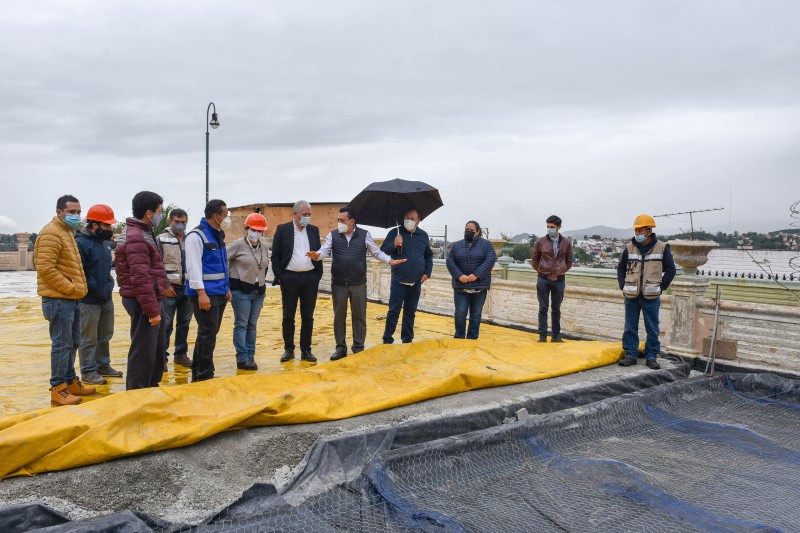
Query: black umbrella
348,178,443,228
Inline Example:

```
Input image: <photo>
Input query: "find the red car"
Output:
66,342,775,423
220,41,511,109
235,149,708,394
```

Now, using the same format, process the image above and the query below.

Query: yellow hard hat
633,214,656,229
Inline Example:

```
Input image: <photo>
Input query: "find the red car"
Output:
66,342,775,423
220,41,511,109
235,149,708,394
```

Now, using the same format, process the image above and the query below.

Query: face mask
635,234,647,243
150,212,164,227
218,215,231,230
464,230,475,242
96,228,114,240
64,214,82,229
299,215,311,227
547,228,558,237
247,230,262,243
337,222,349,234
404,218,416,231
171,223,186,235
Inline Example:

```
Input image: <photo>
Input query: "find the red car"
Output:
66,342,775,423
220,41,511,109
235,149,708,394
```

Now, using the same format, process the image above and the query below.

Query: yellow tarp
0,290,624,480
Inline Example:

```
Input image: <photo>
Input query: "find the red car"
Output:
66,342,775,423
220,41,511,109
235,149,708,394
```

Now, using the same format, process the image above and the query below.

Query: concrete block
702,338,738,360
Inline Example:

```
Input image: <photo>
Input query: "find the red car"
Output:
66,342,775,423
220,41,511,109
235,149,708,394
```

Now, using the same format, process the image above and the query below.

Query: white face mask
218,215,231,230
247,230,262,243
404,218,416,231
337,222,349,234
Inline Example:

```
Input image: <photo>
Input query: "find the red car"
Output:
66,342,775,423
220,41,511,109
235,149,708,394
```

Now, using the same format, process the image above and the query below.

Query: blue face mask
299,216,311,227
635,234,647,243
64,214,82,229
547,227,558,237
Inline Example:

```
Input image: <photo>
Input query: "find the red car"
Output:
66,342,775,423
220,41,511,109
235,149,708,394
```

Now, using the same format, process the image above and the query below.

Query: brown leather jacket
531,235,573,281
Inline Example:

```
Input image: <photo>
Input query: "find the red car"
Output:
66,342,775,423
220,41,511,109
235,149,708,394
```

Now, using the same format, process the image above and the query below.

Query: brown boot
66,378,96,396
51,383,82,406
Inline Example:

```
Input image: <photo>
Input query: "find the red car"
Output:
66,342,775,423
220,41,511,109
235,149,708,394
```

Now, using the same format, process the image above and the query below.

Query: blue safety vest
185,218,230,297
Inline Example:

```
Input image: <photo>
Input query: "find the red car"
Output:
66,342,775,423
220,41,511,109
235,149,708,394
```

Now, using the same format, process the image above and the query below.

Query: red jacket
115,217,168,319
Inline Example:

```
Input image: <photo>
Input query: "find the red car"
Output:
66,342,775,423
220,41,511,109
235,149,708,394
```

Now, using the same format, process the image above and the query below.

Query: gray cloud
1,0,799,236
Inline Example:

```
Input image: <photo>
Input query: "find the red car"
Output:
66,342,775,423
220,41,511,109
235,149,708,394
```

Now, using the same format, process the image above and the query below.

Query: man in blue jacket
76,204,123,385
381,208,434,345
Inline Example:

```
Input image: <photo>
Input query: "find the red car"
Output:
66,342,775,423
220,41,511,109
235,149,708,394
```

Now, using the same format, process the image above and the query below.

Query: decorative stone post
666,239,717,355
16,233,31,271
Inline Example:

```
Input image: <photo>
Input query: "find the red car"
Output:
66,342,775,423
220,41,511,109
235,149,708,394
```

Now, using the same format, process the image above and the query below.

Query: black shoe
330,349,347,361
550,336,565,343
538,336,547,343
97,365,123,378
237,360,258,371
300,350,317,363
280,349,294,363
174,355,193,367
646,359,661,370
618,358,637,367
351,348,363,355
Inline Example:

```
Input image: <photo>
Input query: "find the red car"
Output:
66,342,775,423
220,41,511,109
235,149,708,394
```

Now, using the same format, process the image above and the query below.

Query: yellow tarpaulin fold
0,338,622,480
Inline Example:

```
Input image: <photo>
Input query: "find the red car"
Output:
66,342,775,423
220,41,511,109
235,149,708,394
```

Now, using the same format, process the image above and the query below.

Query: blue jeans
453,289,488,339
231,289,265,362
536,277,565,337
78,300,114,374
383,280,422,344
161,286,194,358
42,297,80,387
623,295,661,361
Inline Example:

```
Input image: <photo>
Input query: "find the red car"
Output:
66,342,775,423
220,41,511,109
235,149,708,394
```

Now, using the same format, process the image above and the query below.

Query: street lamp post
205,102,220,204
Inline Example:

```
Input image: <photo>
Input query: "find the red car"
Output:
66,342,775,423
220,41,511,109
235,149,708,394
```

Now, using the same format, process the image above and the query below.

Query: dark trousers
279,271,319,352
623,295,661,361
383,280,422,344
161,285,194,359
332,282,368,353
536,277,566,337
122,297,166,390
190,294,227,382
453,289,489,340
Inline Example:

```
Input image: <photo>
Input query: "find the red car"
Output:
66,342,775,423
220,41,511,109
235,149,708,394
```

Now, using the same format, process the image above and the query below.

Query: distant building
227,202,348,244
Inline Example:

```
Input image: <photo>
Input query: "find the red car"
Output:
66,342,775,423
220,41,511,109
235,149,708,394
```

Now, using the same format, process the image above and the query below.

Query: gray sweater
227,238,270,294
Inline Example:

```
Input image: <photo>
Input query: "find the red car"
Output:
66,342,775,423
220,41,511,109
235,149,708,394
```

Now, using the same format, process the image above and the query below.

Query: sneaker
537,336,547,343
50,383,82,406
237,360,258,371
300,350,317,363
618,358,637,367
174,355,193,368
97,365,123,378
66,378,96,396
646,359,661,370
81,371,107,385
550,336,565,343
280,349,294,363
330,349,347,361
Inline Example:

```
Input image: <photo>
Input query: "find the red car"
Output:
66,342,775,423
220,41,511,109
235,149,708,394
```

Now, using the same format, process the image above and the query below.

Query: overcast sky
1,0,799,238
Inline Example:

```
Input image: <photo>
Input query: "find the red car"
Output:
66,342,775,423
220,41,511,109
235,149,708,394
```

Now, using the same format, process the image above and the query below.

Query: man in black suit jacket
270,200,323,362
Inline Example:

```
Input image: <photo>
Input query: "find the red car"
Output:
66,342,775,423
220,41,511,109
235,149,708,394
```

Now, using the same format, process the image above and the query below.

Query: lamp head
210,113,220,129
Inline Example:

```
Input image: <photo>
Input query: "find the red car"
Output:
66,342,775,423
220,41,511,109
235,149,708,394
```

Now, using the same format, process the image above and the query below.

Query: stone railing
0,233,34,271
314,259,800,372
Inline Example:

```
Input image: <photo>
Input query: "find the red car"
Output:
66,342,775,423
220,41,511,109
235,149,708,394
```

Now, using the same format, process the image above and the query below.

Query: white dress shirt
185,231,206,290
316,228,392,263
286,222,314,272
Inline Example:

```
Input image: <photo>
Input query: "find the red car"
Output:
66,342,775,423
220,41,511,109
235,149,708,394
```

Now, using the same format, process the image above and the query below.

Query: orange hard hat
633,214,656,229
86,204,117,225
245,213,268,231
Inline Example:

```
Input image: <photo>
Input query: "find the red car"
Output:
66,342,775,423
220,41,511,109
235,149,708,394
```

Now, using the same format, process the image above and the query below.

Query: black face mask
464,230,476,242
95,229,114,240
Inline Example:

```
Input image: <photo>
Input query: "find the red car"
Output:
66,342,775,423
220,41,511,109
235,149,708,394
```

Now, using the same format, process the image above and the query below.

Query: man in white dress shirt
308,206,406,361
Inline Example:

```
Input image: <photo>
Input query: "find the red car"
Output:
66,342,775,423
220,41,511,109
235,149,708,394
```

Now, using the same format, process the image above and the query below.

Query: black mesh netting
4,372,799,532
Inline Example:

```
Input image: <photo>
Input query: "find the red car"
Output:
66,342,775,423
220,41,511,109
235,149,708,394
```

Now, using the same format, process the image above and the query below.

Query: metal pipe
704,285,722,376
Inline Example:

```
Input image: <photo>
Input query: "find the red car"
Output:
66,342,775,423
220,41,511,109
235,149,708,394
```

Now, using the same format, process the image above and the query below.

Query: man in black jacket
380,208,434,344
270,200,323,362
76,204,123,385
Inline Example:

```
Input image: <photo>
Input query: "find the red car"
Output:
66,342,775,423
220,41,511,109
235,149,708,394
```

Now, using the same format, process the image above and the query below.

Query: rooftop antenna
652,207,724,240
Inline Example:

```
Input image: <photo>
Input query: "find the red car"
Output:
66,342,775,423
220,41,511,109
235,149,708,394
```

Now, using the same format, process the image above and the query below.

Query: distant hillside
561,226,633,239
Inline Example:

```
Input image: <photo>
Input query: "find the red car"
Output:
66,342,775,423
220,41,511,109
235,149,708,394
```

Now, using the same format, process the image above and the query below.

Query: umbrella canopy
348,178,443,228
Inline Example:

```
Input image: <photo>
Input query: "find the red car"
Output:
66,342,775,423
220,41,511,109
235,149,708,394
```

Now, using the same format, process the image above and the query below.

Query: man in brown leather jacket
531,215,573,343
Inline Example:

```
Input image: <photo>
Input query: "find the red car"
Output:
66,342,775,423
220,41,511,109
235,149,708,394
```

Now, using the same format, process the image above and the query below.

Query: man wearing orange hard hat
76,203,123,385
616,214,676,370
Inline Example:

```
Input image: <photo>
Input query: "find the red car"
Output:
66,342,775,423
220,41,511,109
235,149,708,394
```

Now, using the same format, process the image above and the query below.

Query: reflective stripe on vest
623,240,666,299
